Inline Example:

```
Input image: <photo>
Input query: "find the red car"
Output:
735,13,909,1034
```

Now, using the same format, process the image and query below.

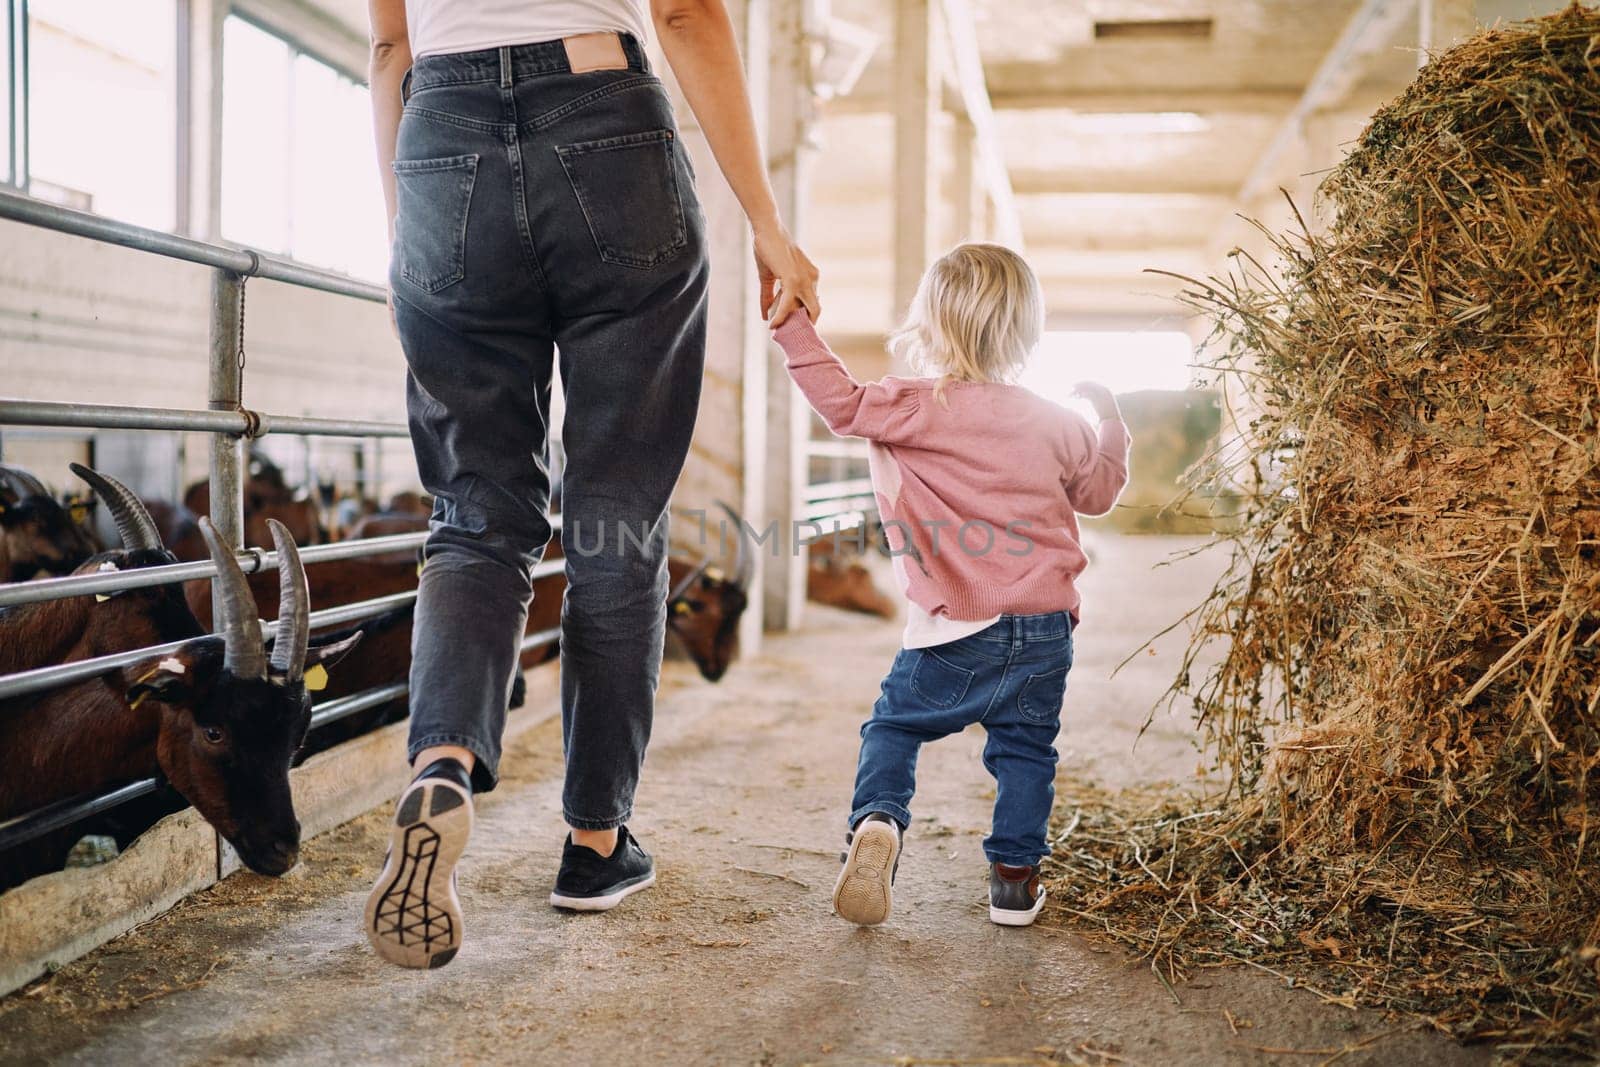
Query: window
3,0,16,186
26,0,177,228
221,16,386,281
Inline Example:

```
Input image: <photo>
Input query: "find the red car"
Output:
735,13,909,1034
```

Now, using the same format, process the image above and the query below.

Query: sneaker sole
549,871,656,912
989,887,1047,927
364,778,473,969
832,821,900,926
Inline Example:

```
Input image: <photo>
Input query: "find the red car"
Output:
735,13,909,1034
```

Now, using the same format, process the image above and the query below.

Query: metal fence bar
0,623,568,851
0,539,562,609
804,440,871,460
307,625,560,733
0,777,163,854
0,187,386,303
0,399,409,439
0,556,567,700
0,591,414,702
307,682,410,732
209,269,246,623
0,532,429,608
804,477,876,504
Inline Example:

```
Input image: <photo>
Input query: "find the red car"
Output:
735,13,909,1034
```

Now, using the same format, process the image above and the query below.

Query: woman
362,0,819,969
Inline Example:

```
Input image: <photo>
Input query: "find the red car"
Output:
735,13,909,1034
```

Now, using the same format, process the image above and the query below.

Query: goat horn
714,500,757,591
69,464,164,552
265,519,310,684
0,463,50,501
667,560,710,605
198,517,266,681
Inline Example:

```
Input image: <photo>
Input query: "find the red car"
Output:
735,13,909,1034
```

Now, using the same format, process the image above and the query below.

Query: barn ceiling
305,0,1430,327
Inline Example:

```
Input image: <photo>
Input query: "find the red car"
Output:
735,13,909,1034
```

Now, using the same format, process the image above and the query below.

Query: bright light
221,17,387,281
1019,331,1195,414
1063,112,1209,135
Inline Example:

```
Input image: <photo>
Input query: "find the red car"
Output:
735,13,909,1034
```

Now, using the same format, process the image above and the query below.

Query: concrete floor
0,534,1484,1066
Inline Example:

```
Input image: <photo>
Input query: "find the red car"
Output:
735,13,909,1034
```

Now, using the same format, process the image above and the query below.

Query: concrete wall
0,217,416,502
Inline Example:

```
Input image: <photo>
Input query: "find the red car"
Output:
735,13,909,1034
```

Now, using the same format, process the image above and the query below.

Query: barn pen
4,0,1593,1063
0,187,564,992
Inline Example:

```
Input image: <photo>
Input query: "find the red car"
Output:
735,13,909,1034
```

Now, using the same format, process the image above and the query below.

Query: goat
0,464,100,582
807,536,897,619
0,466,358,887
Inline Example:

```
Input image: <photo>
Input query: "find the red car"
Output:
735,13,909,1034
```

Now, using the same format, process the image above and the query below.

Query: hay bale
1048,6,1600,1054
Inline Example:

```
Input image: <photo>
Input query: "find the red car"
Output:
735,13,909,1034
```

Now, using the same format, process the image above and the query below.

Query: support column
763,0,819,633
892,0,939,321
1419,0,1475,64
185,0,227,240
951,113,987,244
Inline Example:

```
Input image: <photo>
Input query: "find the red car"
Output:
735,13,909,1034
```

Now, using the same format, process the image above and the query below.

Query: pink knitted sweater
776,313,1131,624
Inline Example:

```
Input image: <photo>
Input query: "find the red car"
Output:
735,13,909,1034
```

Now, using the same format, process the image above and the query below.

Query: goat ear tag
672,600,691,616
704,566,724,582
303,664,329,692
70,504,88,523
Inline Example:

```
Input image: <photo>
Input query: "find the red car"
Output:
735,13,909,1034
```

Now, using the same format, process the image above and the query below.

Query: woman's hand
755,223,820,326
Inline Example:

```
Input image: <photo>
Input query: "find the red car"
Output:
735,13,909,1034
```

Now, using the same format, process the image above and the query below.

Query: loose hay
1045,6,1600,1058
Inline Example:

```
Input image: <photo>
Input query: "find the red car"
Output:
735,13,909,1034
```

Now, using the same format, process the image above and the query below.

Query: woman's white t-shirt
404,0,650,59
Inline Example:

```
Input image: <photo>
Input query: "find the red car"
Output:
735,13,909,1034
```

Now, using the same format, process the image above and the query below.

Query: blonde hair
887,243,1043,393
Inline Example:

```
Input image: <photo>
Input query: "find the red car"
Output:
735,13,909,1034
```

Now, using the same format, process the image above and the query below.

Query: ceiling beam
1010,171,1239,196
989,88,1302,113
1232,0,1417,208
828,76,1305,116
936,0,1023,248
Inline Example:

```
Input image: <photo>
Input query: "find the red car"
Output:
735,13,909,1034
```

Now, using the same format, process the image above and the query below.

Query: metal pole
209,268,246,631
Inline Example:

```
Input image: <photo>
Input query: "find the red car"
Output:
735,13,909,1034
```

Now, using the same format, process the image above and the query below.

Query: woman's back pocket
393,154,479,294
556,130,688,270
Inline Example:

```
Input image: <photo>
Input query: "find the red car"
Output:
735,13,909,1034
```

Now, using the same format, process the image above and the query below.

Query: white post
763,0,819,632
951,113,987,243
892,0,939,321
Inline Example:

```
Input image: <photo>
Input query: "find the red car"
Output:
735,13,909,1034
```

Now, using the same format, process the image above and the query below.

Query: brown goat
0,464,101,582
807,537,897,619
0,466,358,887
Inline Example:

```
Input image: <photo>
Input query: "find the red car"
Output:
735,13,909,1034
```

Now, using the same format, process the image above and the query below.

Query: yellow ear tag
96,594,111,603
672,600,691,616
416,561,424,578
70,504,89,523
703,566,724,582
128,665,161,710
304,664,329,692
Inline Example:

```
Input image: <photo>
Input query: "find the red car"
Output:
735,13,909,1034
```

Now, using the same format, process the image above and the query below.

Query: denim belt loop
499,46,513,88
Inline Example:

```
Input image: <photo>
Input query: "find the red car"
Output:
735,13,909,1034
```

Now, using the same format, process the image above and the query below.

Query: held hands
754,222,821,327
1071,381,1121,422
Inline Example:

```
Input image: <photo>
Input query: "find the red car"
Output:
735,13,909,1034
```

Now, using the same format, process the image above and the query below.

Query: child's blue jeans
850,612,1072,867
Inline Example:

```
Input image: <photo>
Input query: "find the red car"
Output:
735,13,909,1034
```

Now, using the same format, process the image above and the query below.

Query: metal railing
802,438,879,541
0,189,561,854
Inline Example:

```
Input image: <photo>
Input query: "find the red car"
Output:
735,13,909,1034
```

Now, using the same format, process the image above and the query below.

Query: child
771,243,1130,927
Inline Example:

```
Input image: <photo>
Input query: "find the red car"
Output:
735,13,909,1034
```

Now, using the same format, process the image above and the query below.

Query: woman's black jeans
391,36,709,830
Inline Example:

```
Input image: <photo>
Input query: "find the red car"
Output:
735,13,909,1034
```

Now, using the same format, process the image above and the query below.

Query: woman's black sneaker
549,825,656,911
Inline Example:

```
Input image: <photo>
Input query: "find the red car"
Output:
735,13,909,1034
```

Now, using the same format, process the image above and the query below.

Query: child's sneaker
988,862,1046,926
832,813,901,925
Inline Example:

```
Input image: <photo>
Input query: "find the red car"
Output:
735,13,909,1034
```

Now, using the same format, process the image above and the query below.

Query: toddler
771,243,1130,927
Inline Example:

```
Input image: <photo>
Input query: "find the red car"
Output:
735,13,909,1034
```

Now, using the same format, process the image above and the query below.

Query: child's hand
1071,381,1120,421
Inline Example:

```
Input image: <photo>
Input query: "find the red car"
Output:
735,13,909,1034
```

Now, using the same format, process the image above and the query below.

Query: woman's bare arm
367,0,411,246
651,0,820,324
